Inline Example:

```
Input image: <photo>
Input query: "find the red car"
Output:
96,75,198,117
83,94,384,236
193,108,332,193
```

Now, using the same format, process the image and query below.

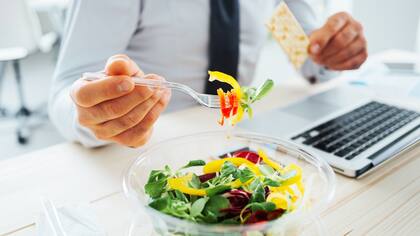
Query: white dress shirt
49,0,337,147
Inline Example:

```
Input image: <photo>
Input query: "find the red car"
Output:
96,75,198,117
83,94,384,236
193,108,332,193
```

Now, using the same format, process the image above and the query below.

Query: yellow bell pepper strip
209,71,245,125
267,192,290,210
208,71,243,99
168,174,255,197
270,185,300,203
203,157,261,175
257,149,284,173
281,163,302,186
296,180,305,195
167,173,206,196
229,177,255,188
231,104,244,125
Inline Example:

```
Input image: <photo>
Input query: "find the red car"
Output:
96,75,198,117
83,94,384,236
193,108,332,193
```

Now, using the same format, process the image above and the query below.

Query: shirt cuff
301,58,340,84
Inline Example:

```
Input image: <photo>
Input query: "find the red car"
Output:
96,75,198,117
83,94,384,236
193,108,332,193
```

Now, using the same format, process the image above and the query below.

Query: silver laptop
239,85,420,178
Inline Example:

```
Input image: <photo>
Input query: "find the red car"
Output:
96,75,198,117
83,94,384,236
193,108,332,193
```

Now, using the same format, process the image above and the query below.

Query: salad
208,71,274,126
145,149,304,225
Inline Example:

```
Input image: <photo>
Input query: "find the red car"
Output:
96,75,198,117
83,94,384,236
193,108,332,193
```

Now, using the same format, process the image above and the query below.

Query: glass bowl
123,131,336,236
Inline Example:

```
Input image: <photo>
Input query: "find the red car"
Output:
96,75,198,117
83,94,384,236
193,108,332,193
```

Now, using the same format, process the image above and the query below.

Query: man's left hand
309,12,368,71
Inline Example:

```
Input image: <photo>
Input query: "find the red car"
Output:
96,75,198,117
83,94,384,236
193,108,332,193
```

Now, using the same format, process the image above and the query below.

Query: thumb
104,54,144,77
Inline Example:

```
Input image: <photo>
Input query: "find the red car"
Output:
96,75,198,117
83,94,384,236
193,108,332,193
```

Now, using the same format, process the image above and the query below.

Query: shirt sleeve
284,0,339,83
48,0,141,147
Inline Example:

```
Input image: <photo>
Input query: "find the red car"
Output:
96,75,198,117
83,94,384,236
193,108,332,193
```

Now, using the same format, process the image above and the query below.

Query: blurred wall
352,0,420,53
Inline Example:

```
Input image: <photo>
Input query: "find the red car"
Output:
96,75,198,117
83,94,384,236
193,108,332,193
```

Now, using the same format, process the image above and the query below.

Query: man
49,0,367,148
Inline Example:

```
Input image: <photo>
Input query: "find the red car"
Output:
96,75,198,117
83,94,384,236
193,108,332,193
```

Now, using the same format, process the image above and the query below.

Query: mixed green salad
145,149,304,225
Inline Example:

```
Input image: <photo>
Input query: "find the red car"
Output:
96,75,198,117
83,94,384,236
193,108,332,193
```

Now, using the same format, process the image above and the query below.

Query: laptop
239,85,420,178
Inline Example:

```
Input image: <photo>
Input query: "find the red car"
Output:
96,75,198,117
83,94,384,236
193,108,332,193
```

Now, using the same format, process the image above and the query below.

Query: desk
0,71,419,235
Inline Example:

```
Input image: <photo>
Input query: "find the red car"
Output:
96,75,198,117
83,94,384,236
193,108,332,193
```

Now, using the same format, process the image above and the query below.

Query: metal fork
83,73,221,108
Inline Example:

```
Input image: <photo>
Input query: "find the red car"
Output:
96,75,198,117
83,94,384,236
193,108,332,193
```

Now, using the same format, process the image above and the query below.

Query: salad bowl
123,131,336,236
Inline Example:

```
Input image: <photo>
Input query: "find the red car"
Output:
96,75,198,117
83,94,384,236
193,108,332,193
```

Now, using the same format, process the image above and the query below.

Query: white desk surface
0,66,419,236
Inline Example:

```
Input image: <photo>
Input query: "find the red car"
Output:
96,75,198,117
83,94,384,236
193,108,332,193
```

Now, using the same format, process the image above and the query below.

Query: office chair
0,0,58,144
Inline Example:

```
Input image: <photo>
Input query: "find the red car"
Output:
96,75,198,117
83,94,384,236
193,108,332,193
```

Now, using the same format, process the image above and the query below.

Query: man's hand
309,12,368,71
71,54,171,147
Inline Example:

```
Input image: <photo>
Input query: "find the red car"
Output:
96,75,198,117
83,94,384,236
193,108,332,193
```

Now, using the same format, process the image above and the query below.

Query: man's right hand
70,54,171,147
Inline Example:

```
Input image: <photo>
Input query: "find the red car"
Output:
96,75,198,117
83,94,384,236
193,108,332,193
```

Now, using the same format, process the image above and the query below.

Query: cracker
266,2,310,69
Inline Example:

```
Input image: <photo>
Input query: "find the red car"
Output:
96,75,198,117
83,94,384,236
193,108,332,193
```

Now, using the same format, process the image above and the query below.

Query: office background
0,0,419,159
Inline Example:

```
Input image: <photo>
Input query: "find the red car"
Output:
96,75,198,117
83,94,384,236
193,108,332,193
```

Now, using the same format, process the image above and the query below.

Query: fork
83,72,221,108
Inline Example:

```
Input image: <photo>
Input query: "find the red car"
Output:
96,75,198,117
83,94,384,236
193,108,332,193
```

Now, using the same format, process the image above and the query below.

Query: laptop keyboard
292,101,419,160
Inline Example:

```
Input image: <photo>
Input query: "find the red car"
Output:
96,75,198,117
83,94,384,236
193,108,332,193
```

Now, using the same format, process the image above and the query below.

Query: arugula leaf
182,160,206,169
239,80,274,119
151,196,192,220
247,202,276,212
149,196,170,211
174,190,188,203
220,161,239,178
254,79,274,101
203,195,229,217
188,173,201,189
238,167,254,183
263,177,281,187
248,178,261,192
147,169,168,183
167,199,191,219
190,197,209,217
250,181,265,203
144,177,167,198
145,171,168,199
199,210,218,223
242,87,257,102
206,185,231,197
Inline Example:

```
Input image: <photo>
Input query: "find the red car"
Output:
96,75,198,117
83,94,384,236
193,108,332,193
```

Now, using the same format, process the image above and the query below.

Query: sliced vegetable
208,71,243,98
257,149,283,173
168,173,206,196
234,150,261,164
208,71,273,126
267,192,290,210
203,158,261,175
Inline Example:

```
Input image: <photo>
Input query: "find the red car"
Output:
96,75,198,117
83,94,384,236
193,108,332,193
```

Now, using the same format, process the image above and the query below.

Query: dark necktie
205,0,240,94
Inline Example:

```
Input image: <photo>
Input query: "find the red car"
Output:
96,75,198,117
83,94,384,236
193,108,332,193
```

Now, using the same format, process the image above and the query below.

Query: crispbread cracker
266,2,310,69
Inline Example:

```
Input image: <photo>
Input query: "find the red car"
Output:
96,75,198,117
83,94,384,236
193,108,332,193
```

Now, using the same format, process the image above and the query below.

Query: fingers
110,88,171,147
77,85,154,125
76,74,163,125
72,52,170,148
309,12,350,55
324,35,367,66
308,12,368,71
319,21,362,60
90,89,165,139
328,49,368,71
71,75,135,107
105,54,144,77
72,54,144,107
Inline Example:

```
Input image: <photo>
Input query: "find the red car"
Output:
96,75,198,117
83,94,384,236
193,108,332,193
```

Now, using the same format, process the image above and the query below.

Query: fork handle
83,72,180,89
131,77,178,89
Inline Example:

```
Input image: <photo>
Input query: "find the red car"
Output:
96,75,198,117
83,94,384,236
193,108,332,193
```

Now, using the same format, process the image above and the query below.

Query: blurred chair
0,0,58,144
